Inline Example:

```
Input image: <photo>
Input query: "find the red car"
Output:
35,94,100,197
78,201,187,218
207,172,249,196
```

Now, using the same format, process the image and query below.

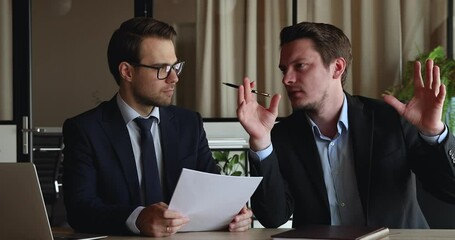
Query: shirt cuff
420,124,448,145
250,144,274,161
126,206,145,234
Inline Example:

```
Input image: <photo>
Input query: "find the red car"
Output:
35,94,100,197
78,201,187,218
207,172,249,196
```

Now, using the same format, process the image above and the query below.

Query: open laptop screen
0,162,54,239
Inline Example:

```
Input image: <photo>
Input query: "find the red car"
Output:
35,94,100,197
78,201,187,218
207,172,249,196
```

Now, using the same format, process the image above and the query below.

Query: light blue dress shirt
306,96,364,225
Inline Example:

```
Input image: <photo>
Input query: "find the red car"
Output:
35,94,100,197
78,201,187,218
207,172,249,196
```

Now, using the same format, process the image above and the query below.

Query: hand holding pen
235,77,281,151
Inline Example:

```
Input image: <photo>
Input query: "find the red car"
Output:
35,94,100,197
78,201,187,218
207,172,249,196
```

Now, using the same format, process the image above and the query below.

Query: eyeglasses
130,61,185,80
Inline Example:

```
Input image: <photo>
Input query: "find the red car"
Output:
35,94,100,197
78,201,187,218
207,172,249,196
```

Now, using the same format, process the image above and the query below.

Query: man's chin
291,101,306,110
154,101,172,107
144,98,172,108
291,102,315,113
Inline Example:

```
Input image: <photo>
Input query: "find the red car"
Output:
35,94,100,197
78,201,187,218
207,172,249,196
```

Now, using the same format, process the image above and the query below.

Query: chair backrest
33,133,63,208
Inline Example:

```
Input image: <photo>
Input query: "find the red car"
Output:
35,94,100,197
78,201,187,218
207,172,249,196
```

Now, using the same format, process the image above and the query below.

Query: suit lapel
290,111,330,210
158,107,180,203
100,97,142,205
346,94,374,215
300,114,330,211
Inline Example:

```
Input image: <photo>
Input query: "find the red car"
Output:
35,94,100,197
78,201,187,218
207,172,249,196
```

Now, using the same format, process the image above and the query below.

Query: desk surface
92,228,455,239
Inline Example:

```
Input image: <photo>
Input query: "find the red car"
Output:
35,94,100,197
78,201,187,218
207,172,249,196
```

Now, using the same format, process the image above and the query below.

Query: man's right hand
136,202,189,237
237,77,281,151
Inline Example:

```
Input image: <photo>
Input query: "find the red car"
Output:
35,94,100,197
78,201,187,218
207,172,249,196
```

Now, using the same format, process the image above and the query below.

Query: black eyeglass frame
129,61,185,80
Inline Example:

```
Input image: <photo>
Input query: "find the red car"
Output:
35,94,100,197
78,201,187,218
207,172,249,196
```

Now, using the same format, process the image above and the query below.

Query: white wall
203,121,249,149
0,125,16,162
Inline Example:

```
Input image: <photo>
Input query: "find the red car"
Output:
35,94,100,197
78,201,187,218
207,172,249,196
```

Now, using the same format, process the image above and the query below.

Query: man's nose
282,71,296,86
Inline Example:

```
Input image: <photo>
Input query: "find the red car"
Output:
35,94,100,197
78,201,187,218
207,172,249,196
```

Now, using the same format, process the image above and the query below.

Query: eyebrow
281,57,311,65
141,60,180,67
278,58,307,69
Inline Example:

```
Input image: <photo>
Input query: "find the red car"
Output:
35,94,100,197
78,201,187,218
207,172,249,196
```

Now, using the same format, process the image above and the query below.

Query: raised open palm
384,59,445,136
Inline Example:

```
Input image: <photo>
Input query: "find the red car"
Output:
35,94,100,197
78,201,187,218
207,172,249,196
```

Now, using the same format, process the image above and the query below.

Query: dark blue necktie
134,117,163,205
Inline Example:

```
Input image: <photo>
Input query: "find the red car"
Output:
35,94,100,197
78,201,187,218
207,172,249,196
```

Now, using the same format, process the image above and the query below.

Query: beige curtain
296,0,447,98
0,0,13,120
195,0,448,118
195,0,292,117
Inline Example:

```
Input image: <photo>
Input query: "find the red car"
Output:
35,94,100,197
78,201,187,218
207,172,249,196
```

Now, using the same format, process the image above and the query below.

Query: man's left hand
384,59,446,136
229,206,253,232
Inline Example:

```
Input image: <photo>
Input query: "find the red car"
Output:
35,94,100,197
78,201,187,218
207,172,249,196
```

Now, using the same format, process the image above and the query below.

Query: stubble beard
134,86,173,108
291,89,328,115
139,94,172,108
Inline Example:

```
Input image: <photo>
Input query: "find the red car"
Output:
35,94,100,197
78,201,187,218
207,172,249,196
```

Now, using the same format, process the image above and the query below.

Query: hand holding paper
168,168,262,232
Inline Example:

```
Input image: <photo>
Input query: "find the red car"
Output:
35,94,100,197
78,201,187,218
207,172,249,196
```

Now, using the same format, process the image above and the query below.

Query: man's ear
119,62,134,82
332,57,346,80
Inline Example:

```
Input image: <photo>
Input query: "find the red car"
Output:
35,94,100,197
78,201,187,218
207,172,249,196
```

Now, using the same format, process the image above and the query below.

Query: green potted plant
385,46,455,131
212,150,247,176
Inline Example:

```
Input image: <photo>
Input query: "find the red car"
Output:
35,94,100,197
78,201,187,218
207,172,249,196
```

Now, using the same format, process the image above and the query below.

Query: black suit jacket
62,96,220,234
250,94,455,229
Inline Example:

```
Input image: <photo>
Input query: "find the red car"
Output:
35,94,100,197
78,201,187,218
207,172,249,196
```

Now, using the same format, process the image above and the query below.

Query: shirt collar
307,94,349,138
116,93,161,125
339,94,349,131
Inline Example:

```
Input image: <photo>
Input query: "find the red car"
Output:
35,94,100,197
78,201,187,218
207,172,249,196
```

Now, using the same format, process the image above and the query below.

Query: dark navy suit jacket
62,96,220,234
250,93,455,229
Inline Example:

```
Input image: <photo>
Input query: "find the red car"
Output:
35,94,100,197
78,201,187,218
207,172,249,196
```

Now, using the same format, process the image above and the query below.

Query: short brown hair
280,22,352,86
107,17,177,85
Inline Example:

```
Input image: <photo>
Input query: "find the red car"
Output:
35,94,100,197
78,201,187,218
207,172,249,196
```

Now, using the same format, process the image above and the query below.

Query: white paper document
168,168,263,232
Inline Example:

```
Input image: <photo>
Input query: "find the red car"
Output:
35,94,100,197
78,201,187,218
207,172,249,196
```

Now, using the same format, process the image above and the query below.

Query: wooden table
90,228,455,239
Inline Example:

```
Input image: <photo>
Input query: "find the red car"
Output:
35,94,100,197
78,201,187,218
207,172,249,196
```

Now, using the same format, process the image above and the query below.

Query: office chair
33,133,64,225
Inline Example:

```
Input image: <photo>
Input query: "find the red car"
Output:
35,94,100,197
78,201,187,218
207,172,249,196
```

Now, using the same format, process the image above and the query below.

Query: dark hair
280,22,352,86
107,17,177,85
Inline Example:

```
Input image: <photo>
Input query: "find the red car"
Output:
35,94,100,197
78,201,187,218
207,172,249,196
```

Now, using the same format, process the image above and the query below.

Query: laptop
0,162,106,240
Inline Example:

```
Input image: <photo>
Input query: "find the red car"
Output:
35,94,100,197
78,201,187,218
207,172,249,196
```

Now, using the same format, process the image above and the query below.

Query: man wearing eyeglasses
62,17,252,237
